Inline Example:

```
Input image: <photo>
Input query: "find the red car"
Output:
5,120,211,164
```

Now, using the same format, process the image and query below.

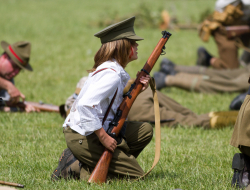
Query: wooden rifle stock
1,100,59,113
225,25,250,39
88,31,171,184
0,180,24,188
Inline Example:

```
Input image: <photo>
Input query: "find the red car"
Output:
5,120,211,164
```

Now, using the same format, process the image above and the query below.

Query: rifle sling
102,89,118,125
137,77,161,180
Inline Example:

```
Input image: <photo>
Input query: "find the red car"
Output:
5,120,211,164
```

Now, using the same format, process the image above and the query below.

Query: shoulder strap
102,89,118,125
92,68,116,77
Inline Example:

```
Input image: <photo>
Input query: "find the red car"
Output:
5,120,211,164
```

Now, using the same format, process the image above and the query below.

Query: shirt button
79,140,82,144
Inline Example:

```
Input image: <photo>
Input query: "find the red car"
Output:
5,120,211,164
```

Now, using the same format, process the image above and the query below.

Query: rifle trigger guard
123,83,135,99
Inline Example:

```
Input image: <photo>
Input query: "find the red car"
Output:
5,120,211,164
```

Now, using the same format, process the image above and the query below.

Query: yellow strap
137,77,161,180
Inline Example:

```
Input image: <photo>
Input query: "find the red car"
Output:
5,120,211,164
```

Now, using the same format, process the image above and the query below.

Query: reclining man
0,40,36,112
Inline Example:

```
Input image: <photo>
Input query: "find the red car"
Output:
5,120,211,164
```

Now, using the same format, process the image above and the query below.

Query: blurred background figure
198,0,250,69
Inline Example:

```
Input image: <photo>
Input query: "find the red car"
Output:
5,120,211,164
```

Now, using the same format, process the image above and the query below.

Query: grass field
0,0,243,189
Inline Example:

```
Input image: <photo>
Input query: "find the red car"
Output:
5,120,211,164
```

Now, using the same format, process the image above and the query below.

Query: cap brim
1,41,10,52
126,35,144,41
14,61,33,71
25,63,33,71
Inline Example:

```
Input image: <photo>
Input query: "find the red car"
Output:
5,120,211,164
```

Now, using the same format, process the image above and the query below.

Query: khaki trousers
174,65,250,79
175,65,250,79
64,121,153,180
128,88,210,128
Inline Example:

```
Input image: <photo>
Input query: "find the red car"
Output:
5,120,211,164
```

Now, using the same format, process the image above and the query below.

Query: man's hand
25,104,40,113
95,128,117,152
7,82,25,103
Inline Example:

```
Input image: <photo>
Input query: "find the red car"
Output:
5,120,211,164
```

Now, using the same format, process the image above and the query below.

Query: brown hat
1,40,33,71
94,16,143,44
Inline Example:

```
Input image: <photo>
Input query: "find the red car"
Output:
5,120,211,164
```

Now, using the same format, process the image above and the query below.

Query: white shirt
63,60,130,136
215,0,250,12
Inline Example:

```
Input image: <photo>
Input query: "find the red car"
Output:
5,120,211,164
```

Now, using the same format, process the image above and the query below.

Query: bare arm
0,77,37,112
95,128,117,152
0,76,25,103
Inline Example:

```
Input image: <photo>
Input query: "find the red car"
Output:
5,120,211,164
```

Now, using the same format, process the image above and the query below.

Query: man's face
0,53,21,80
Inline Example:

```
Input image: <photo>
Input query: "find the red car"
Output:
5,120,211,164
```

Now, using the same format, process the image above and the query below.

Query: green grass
0,0,242,189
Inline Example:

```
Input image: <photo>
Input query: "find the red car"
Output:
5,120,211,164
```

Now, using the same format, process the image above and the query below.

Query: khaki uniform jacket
231,93,250,147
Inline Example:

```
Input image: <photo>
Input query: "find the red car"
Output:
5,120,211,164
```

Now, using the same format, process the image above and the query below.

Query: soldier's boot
230,92,248,110
196,47,213,67
159,58,176,75
208,111,239,118
231,153,250,188
209,115,237,129
153,71,167,90
51,148,80,181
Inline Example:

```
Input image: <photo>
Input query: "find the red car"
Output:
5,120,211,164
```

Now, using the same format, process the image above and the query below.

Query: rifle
225,25,250,39
0,98,59,113
88,31,171,184
0,180,24,188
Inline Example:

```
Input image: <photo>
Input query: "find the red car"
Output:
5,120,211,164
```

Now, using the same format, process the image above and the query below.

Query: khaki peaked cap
94,16,143,44
1,40,32,71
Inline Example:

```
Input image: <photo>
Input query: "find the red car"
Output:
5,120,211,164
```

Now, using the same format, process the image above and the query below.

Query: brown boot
51,148,80,181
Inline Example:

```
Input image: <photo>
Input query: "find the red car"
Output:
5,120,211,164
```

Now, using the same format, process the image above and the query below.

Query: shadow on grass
146,169,178,180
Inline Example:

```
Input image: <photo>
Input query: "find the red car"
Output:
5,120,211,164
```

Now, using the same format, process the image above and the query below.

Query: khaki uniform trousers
128,88,210,128
175,64,250,79
168,65,250,93
231,94,250,150
64,121,153,180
